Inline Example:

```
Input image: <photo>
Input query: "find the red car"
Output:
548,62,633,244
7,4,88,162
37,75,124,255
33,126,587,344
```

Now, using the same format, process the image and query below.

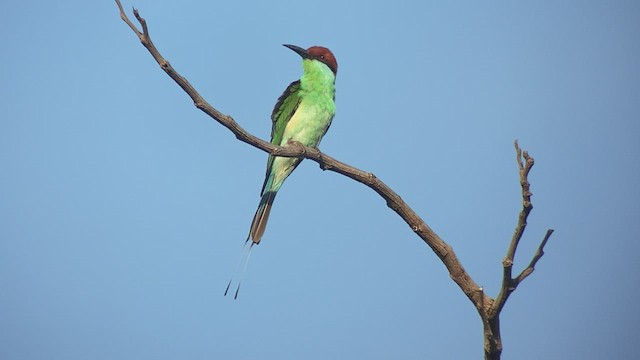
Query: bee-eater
225,44,338,298
250,44,338,243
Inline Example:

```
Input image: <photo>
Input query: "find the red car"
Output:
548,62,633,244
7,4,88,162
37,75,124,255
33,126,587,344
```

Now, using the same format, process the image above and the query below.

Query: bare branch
515,229,554,283
507,140,535,264
115,0,141,36
114,4,554,359
491,141,553,317
114,0,488,309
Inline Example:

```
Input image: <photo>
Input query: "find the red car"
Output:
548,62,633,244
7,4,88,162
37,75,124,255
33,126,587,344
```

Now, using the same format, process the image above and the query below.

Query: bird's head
283,44,338,75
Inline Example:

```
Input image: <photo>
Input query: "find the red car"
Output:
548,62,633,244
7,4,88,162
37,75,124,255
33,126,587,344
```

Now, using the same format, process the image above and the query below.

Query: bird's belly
280,102,332,148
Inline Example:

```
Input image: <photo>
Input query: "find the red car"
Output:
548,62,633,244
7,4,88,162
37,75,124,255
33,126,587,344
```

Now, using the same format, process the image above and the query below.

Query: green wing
260,80,302,195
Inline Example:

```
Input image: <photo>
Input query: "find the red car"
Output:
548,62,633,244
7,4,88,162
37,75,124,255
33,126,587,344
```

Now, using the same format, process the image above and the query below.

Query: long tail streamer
224,239,255,300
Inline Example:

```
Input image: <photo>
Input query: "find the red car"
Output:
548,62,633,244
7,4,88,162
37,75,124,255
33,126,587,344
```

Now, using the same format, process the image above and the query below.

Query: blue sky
1,1,639,359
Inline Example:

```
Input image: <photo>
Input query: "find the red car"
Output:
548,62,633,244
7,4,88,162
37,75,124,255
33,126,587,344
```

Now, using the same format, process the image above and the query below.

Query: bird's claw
286,139,306,153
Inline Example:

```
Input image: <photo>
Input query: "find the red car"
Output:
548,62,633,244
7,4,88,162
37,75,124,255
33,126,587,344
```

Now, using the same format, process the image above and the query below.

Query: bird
225,44,338,299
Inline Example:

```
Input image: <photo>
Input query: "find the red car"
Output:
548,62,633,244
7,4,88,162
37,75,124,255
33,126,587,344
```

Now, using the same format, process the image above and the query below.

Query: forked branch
491,141,554,318
114,3,553,359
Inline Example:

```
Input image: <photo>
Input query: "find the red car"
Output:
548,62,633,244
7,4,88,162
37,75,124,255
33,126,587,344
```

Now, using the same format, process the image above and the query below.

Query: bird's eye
320,55,326,59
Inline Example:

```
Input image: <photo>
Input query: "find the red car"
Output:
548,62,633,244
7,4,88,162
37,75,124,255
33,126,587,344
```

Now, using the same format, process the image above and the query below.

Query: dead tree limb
114,2,554,359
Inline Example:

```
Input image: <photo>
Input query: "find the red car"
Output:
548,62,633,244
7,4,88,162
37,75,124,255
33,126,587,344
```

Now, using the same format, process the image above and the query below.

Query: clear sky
1,1,639,359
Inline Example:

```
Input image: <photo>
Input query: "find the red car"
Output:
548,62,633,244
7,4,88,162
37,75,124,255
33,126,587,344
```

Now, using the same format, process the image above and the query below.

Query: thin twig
115,1,141,37
515,229,554,283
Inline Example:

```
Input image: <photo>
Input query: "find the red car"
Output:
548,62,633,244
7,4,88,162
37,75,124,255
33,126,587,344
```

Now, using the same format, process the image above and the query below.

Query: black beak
283,44,309,59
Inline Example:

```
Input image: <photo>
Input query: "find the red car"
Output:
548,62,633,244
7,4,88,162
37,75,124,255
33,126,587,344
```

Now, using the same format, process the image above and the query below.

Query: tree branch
491,141,554,317
515,229,554,283
114,3,554,359
115,0,488,308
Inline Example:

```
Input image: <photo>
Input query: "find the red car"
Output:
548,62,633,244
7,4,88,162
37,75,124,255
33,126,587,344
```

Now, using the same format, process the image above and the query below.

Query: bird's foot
286,139,306,154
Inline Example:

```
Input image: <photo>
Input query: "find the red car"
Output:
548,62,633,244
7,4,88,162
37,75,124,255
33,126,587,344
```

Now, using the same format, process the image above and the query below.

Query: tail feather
249,191,277,243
